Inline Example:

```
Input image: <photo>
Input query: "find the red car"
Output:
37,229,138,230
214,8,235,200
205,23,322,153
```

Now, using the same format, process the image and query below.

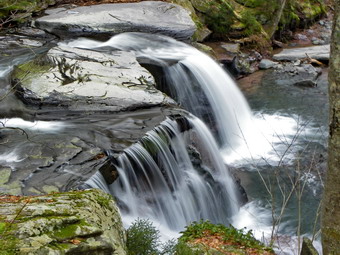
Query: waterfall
66,32,258,233
110,115,240,231
64,33,254,151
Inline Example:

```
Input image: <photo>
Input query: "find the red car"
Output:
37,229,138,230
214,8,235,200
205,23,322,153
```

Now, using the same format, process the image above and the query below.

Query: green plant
179,220,269,250
174,241,202,255
126,218,160,255
240,9,263,36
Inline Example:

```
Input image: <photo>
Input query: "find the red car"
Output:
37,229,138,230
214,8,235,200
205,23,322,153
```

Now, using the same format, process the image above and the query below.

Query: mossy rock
171,0,211,41
0,189,126,255
0,0,56,25
175,0,325,42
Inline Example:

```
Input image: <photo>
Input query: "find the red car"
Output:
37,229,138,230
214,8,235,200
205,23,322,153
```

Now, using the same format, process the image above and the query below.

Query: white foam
0,118,67,132
222,113,325,166
0,150,24,163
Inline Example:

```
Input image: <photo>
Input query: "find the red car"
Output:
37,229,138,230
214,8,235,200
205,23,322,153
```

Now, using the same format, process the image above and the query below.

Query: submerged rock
0,189,126,255
33,1,196,41
273,63,322,87
13,45,175,112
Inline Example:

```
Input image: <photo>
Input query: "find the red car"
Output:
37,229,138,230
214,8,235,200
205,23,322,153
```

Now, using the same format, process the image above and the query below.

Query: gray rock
221,43,240,54
312,38,325,45
0,107,178,196
259,59,276,69
273,63,322,87
294,33,308,41
0,32,55,51
273,45,330,61
0,189,127,255
293,79,317,88
33,1,196,41
13,45,175,112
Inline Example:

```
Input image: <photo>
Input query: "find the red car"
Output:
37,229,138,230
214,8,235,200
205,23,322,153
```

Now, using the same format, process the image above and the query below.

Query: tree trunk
321,1,340,254
265,0,287,38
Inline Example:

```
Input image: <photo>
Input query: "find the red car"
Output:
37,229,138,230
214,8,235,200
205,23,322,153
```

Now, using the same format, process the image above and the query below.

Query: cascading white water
65,33,291,165
63,32,258,234
65,33,325,252
111,114,240,232
64,33,254,152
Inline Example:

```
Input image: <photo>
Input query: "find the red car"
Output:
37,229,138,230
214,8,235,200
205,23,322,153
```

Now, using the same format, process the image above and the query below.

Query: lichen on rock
0,189,126,255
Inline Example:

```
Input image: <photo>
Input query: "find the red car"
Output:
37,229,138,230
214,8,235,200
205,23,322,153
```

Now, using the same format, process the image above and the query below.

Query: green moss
42,185,59,194
51,219,85,240
0,168,11,185
0,235,19,255
0,0,54,24
204,0,236,36
279,0,325,30
235,0,268,8
240,9,263,36
0,222,7,234
13,57,51,84
95,194,112,210
0,222,19,255
47,241,72,251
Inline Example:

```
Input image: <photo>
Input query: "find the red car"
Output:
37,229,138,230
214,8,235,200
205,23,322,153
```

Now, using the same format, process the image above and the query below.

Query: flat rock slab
0,108,177,196
33,1,196,41
273,45,330,61
14,45,174,112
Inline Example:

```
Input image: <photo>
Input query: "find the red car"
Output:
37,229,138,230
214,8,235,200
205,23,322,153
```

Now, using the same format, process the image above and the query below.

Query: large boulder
0,189,126,255
33,1,196,41
13,45,175,112
273,45,330,62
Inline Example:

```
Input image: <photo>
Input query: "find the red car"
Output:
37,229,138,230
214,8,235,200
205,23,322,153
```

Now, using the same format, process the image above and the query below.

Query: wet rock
0,127,105,195
273,63,322,87
15,27,52,38
0,108,180,196
0,32,55,52
273,45,330,61
13,45,175,112
0,189,126,255
226,54,257,77
259,59,276,69
33,1,196,41
300,237,319,255
293,80,317,88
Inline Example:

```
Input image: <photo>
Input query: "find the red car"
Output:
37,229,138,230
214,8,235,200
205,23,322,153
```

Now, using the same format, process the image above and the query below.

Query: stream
0,32,328,254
